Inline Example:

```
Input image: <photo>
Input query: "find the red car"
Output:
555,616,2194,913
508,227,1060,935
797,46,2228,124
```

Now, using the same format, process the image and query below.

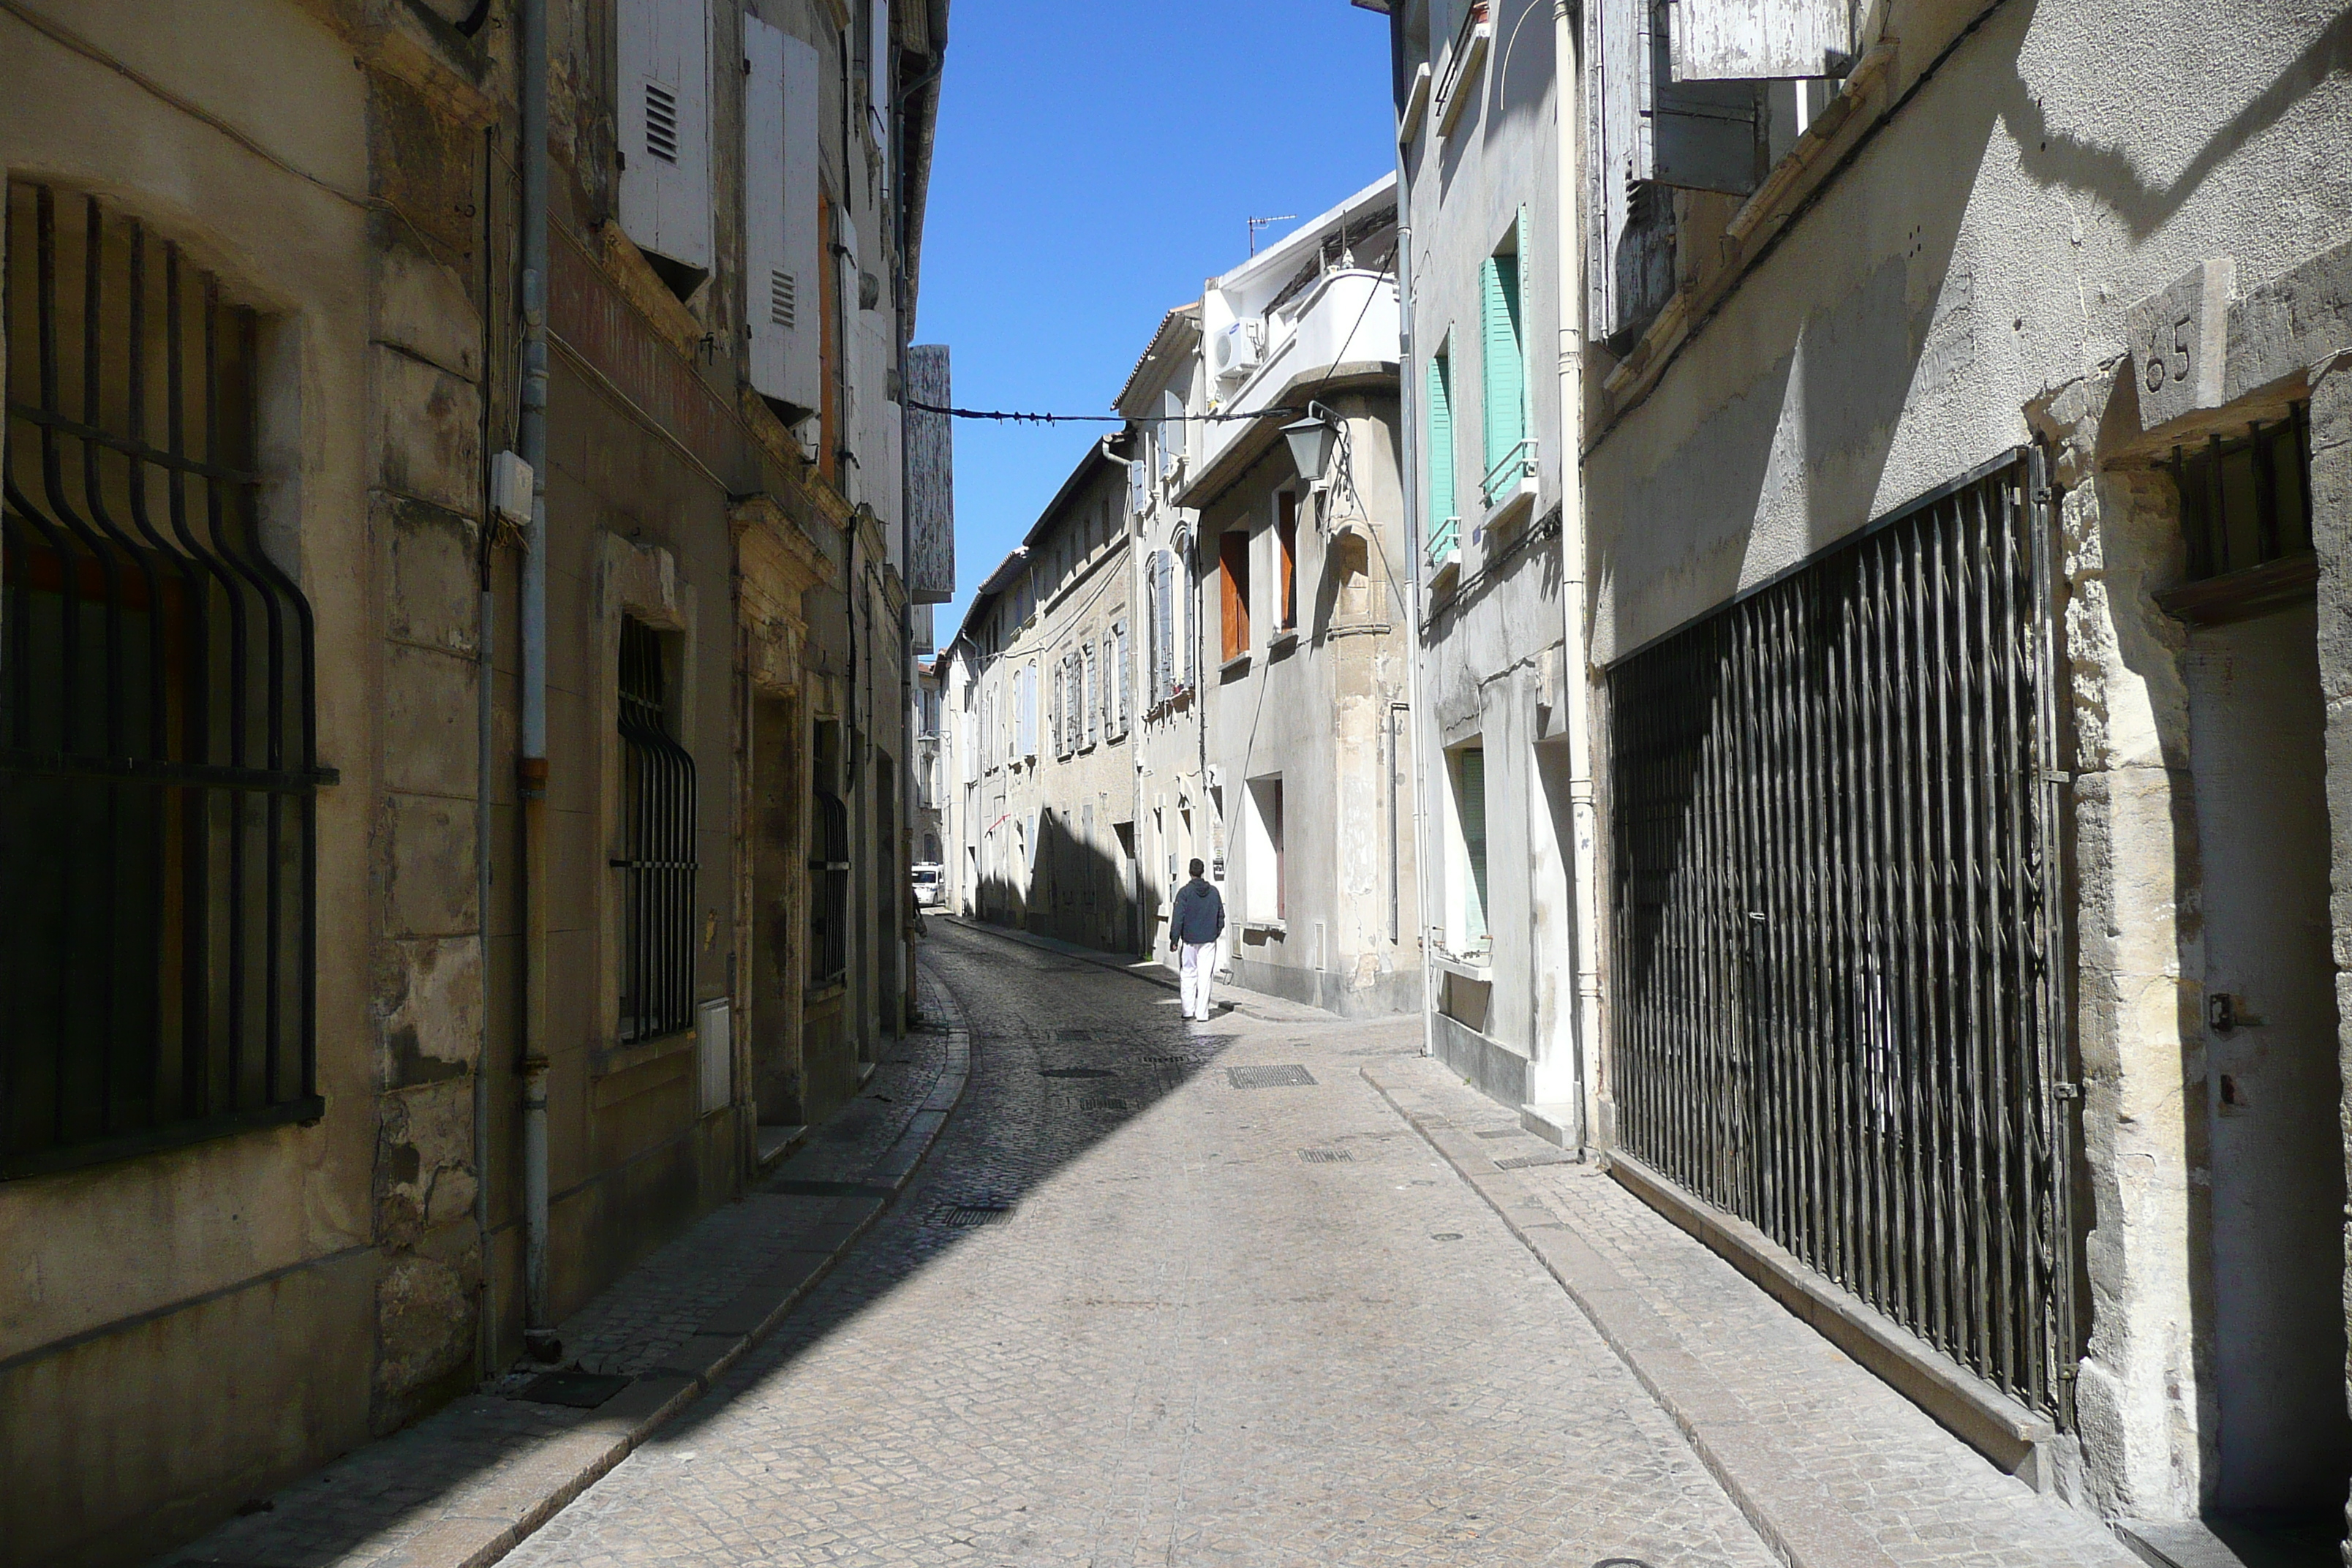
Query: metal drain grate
1039,1066,1117,1079
1055,1028,1095,1041
515,1371,632,1409
1474,1128,1521,1139
1088,1096,1131,1112
1227,1064,1316,1089
1494,1151,1578,1170
933,1203,1015,1228
1299,1148,1352,1163
1431,1232,1465,1241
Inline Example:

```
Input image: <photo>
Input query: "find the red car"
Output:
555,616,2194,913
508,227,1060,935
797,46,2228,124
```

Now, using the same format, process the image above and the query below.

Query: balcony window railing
1428,515,1461,570
1481,436,1537,511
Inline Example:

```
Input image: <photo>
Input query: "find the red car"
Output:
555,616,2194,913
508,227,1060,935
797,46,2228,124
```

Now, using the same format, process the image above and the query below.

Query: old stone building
1365,0,2352,1549
0,0,949,1563
949,445,1138,947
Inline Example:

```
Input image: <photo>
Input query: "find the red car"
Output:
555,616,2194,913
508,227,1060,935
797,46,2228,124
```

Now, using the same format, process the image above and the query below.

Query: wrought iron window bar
807,789,851,987
2,182,324,1179
2156,403,2313,626
613,617,698,1043
1607,451,2079,1422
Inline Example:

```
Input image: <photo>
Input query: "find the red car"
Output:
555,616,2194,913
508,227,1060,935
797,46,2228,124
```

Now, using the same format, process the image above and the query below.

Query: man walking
1168,859,1225,1022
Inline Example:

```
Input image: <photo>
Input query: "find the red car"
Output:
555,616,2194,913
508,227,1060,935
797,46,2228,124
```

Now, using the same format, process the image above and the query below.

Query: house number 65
2146,312,2192,392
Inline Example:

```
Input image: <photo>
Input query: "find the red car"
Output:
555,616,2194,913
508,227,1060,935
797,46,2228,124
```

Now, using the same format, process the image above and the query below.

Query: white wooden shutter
744,18,789,400
1647,0,1763,194
617,0,712,273
1152,550,1173,704
1113,620,1130,736
1178,546,1195,692
1085,644,1099,748
1670,0,1850,80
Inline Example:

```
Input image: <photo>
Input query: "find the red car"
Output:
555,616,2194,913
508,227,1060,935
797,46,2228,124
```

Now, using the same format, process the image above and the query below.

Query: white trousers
1178,941,1215,1020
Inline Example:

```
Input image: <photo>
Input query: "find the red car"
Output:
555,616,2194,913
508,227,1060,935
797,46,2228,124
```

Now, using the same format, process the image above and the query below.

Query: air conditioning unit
1210,320,1262,382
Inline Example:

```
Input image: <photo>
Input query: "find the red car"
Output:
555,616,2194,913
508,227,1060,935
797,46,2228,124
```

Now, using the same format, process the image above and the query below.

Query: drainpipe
1555,0,1603,1151
517,0,556,1357
475,125,498,1380
1396,218,1434,1066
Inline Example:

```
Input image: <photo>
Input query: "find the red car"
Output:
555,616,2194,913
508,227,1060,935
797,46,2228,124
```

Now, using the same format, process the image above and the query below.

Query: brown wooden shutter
1219,529,1251,662
1276,493,1298,630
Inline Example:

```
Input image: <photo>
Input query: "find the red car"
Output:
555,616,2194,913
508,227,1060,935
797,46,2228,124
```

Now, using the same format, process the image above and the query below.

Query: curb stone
167,962,974,1568
1363,1063,1904,1568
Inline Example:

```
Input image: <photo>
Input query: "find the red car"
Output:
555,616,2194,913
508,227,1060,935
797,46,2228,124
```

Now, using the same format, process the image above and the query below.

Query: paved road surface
506,922,1780,1568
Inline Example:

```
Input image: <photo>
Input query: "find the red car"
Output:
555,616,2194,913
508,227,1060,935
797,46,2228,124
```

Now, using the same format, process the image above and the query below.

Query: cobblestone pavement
510,923,1784,1568
162,972,966,1568
1368,1057,2140,1568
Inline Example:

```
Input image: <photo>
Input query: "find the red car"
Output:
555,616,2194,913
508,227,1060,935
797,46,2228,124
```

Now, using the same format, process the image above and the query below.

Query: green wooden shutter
1458,749,1488,946
1425,350,1455,528
1481,251,1524,480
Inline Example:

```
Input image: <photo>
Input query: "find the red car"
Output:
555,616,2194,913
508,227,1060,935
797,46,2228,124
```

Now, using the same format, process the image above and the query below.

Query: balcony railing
1481,437,1537,511
1428,514,1461,571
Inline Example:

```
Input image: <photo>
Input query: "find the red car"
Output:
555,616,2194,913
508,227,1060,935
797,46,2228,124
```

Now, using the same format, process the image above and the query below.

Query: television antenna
1246,214,1297,255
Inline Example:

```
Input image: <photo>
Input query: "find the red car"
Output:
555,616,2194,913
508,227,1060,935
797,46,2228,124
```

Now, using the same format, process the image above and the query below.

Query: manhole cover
515,1371,632,1409
933,1203,1015,1228
1299,1148,1352,1163
1495,1151,1577,1170
1039,1066,1117,1079
1227,1064,1316,1089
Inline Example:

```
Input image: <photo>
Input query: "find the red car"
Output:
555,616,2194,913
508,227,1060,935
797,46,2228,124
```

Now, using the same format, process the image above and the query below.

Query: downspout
517,0,556,1357
1398,216,1433,1066
475,123,498,1379
1555,0,1602,1150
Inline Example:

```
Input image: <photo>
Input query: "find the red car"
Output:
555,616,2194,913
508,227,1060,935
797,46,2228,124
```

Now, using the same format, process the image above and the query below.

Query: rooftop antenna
1247,214,1297,256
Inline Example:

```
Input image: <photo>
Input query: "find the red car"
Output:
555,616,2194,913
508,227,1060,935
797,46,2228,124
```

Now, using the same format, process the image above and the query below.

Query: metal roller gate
1607,449,2078,1421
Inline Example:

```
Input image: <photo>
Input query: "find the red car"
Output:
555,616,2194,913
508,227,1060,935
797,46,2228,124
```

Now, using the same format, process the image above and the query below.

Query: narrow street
505,922,1778,1567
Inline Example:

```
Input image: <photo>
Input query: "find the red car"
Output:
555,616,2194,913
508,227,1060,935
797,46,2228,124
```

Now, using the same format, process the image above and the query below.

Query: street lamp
1281,402,1339,481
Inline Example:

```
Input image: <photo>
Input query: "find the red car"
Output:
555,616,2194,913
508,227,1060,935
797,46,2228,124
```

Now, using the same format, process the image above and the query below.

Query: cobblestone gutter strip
165,967,973,1568
1364,1063,1904,1568
938,912,1185,992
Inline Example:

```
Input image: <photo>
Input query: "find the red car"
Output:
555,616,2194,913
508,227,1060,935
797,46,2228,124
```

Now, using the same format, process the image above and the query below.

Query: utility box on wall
908,344,956,604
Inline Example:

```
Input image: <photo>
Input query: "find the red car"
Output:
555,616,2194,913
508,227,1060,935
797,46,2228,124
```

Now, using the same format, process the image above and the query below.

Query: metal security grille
1,183,324,1178
614,618,696,1041
1607,451,2078,1420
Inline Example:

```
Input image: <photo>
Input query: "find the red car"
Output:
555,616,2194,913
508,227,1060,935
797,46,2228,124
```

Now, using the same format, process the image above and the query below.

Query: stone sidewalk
1365,1055,2144,1568
162,968,972,1568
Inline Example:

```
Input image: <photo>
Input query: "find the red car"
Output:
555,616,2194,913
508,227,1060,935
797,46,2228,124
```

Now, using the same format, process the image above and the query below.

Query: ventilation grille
769,269,796,329
644,82,679,164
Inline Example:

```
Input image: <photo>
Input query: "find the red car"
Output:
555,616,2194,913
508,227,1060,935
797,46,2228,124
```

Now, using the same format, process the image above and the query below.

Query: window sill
2155,551,2315,626
0,1095,326,1182
595,1025,696,1079
1242,919,1286,938
1432,949,1492,983
1267,627,1300,656
1219,652,1252,677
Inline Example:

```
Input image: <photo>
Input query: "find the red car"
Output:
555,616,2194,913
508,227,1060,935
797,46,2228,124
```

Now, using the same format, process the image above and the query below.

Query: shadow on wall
971,806,1139,957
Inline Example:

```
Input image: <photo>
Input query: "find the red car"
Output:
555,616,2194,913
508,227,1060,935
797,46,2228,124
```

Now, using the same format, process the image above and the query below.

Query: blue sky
913,0,1396,648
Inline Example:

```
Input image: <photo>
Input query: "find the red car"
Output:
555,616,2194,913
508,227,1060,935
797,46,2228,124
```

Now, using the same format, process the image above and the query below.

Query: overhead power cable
905,399,1308,426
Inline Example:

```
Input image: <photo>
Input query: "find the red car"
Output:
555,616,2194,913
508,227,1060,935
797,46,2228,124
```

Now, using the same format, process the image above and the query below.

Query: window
1426,346,1458,564
1,184,323,1177
1245,775,1284,921
616,617,698,1041
1275,492,1299,631
1448,745,1490,954
809,722,849,987
1160,389,1186,477
1480,238,1527,508
1219,527,1251,663
1017,662,1038,759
